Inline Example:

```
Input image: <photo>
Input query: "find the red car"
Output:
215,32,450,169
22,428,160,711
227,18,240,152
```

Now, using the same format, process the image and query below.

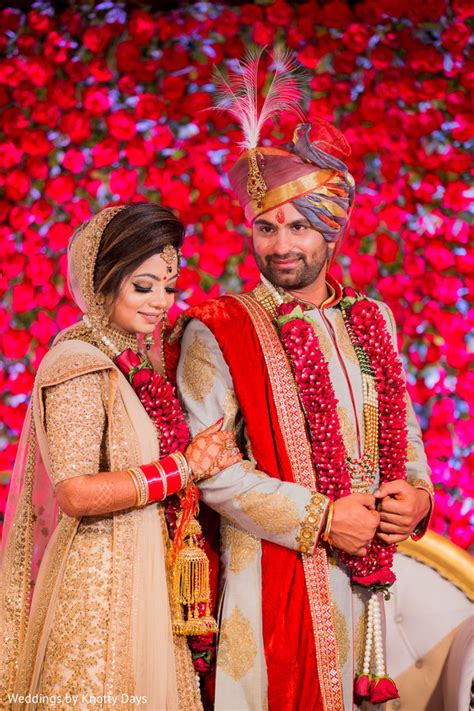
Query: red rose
343,23,371,53
265,0,294,25
83,25,113,53
354,674,371,700
30,312,58,346
48,81,77,110
27,10,55,34
129,9,155,45
352,567,396,588
11,281,34,312
5,169,30,201
115,41,141,73
31,102,61,128
115,349,142,373
83,86,110,117
125,137,156,167
0,140,23,169
25,56,54,86
136,94,164,120
45,175,75,203
109,168,138,201
20,129,52,157
0,8,21,32
2,107,29,138
370,676,399,703
60,110,92,143
91,138,120,169
61,148,86,174
1,329,31,359
131,368,154,388
46,222,73,252
88,57,113,82
106,109,137,141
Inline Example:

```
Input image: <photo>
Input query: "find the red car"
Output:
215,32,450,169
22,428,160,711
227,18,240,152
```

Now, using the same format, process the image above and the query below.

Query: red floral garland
277,291,408,587
115,348,190,456
114,348,214,673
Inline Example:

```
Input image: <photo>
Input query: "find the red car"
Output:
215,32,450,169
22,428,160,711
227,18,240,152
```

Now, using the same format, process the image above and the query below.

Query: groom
176,118,433,710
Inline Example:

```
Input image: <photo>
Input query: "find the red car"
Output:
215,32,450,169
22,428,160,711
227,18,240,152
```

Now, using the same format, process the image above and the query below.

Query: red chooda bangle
139,452,190,503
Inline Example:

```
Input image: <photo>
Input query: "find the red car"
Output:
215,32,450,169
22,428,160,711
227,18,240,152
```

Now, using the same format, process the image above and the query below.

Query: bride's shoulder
36,337,113,390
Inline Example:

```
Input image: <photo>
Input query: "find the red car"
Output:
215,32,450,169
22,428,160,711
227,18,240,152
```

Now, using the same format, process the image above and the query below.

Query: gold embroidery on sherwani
218,606,257,680
223,388,239,429
312,321,332,362
233,292,344,711
221,518,260,573
181,332,216,403
296,492,327,554
355,610,367,672
337,406,358,459
333,311,358,365
407,442,418,462
236,490,300,534
332,601,349,668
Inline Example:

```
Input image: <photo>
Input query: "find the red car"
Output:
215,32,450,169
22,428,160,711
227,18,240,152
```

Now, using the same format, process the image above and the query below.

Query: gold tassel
171,516,218,636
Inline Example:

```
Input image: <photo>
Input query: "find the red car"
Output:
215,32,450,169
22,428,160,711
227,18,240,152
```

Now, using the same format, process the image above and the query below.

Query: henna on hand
185,420,242,481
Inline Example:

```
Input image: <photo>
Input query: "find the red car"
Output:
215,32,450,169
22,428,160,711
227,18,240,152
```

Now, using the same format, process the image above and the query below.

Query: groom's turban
228,120,355,243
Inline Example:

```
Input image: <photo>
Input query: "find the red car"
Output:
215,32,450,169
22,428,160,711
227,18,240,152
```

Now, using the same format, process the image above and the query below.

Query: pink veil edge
1,397,58,596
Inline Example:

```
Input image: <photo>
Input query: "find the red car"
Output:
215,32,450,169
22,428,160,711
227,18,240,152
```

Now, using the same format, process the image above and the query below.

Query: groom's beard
253,245,329,291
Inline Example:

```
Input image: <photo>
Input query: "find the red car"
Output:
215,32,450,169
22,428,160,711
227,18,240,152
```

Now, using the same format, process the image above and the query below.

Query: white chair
385,530,473,711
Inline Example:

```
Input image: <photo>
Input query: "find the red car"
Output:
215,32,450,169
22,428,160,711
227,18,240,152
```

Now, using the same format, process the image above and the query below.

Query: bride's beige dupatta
1,339,201,709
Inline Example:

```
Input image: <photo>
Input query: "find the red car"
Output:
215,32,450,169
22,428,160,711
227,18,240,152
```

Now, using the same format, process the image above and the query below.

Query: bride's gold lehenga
0,208,202,710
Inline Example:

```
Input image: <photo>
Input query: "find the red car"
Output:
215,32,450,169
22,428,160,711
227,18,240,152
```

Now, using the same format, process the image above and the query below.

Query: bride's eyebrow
133,273,178,282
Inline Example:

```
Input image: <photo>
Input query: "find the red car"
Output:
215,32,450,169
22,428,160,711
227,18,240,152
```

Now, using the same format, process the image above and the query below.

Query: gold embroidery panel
337,406,358,459
217,606,257,681
407,442,418,462
333,311,359,366
43,372,107,485
236,490,300,534
181,331,216,404
221,518,260,574
296,492,328,554
38,350,112,389
332,601,349,669
38,518,114,703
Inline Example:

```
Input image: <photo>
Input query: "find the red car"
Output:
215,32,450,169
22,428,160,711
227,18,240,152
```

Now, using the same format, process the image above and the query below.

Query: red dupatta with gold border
179,291,344,711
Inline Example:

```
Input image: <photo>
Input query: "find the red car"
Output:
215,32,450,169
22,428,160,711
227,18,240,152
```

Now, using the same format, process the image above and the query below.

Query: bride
0,203,240,710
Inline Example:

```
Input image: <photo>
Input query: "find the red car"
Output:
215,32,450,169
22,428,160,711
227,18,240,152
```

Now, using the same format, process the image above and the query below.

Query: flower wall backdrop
0,0,472,546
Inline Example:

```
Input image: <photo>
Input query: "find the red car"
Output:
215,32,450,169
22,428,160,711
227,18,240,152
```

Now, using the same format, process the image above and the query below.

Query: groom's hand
330,493,380,557
375,479,431,544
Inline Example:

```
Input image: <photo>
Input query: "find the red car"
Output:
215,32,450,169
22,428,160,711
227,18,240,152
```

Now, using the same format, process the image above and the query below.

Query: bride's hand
185,419,242,481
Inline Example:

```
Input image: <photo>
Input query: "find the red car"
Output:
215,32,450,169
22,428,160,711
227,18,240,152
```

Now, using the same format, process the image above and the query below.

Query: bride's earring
144,333,154,351
160,314,169,375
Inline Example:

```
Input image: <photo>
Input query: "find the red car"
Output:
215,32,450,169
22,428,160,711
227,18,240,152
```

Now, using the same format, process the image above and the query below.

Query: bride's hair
94,202,184,298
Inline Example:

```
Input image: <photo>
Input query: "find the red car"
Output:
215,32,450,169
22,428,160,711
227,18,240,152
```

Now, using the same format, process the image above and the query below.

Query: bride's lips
138,312,162,324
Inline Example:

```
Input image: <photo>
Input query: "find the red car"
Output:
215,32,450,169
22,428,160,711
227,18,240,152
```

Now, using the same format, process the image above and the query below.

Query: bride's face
107,251,179,335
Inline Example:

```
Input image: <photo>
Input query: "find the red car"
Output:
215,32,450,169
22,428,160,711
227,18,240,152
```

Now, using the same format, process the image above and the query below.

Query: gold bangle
127,469,141,507
322,502,334,545
130,467,149,506
171,451,191,488
153,461,168,500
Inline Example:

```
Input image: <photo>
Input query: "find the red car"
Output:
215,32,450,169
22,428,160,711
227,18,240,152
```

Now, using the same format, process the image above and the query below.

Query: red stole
184,296,323,711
